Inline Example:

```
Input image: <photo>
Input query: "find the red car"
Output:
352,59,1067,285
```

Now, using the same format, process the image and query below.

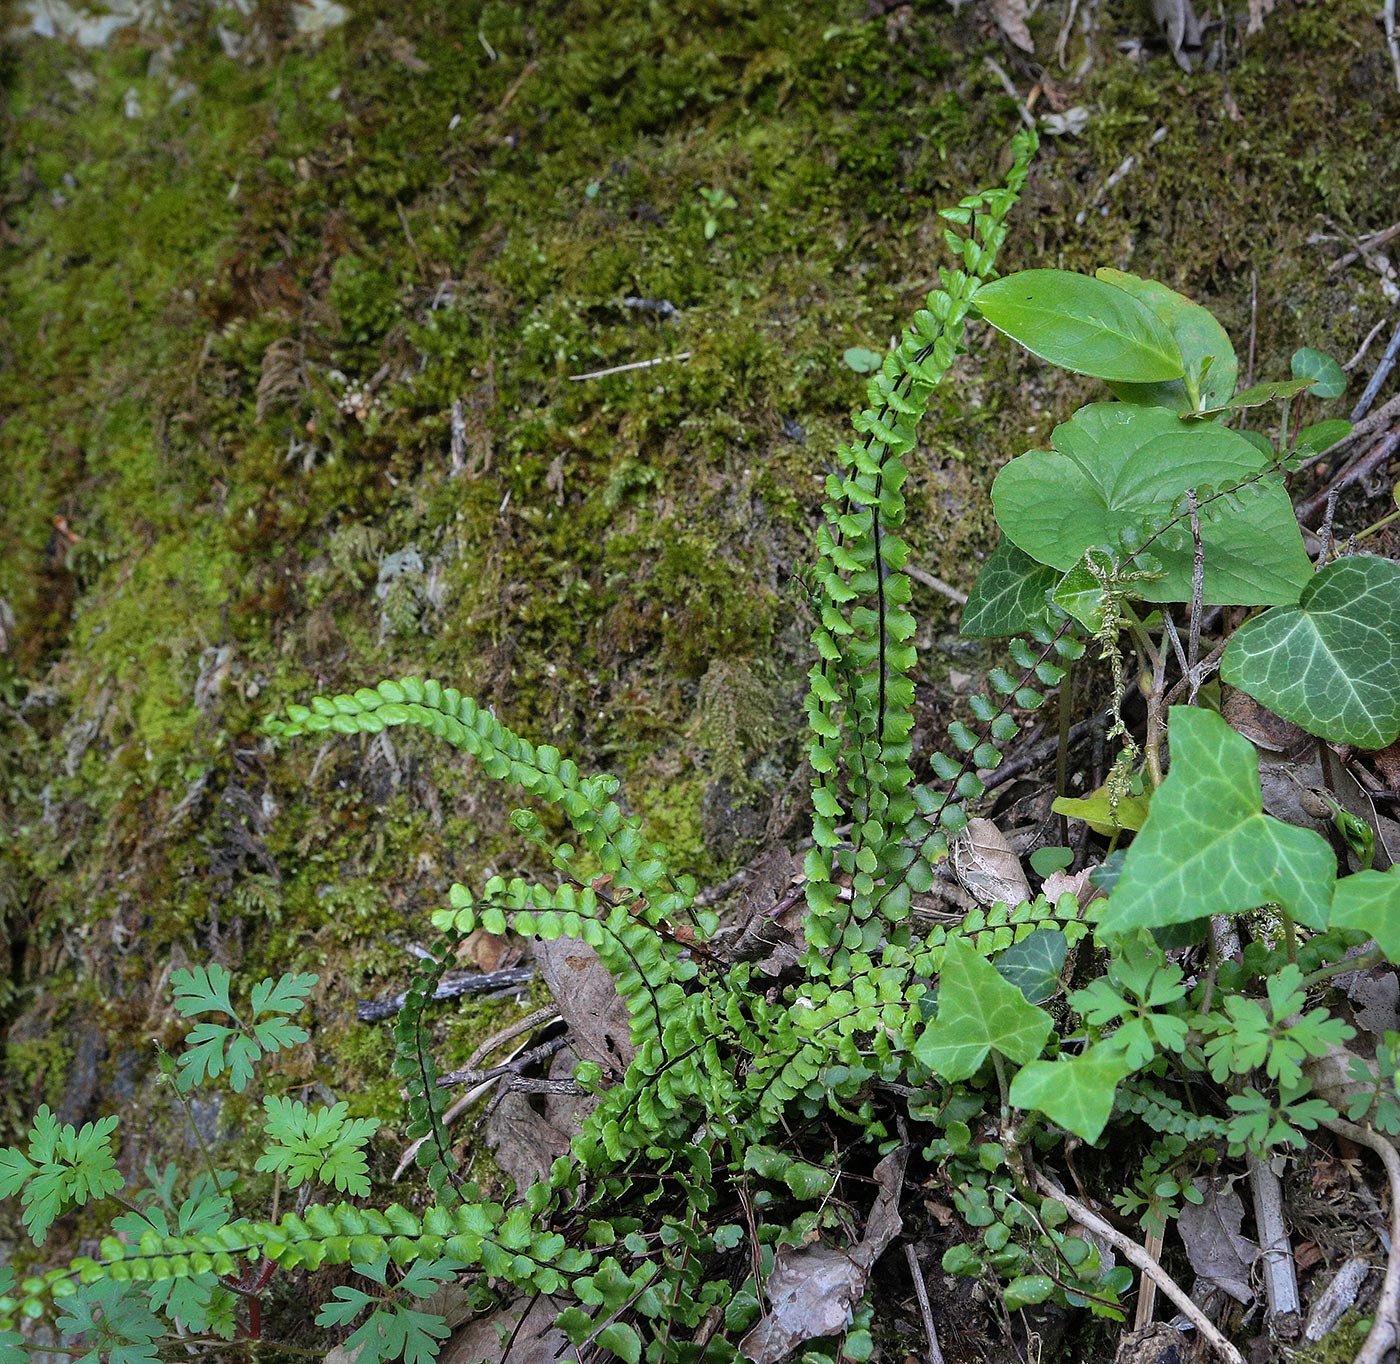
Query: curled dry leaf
739,1146,907,1364
990,0,1035,52
1176,1177,1257,1304
951,818,1032,908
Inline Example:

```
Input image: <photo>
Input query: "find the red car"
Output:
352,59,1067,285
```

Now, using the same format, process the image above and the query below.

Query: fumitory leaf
170,965,236,1020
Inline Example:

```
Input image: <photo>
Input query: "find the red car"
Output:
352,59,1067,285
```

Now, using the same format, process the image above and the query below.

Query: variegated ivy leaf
1099,707,1336,934
1330,870,1400,961
961,538,1060,638
1221,555,1400,749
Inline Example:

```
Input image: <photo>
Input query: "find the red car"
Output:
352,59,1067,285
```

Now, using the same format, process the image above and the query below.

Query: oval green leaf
976,270,1185,383
1221,554,1400,749
1097,268,1237,412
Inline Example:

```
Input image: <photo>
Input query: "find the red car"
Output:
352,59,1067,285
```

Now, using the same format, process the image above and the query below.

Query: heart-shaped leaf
1291,347,1346,399
961,538,1060,637
992,404,1312,605
996,928,1068,1004
913,937,1053,1081
1330,871,1400,961
975,270,1184,383
1097,269,1237,412
1221,555,1400,749
1098,707,1336,934
1009,1048,1134,1143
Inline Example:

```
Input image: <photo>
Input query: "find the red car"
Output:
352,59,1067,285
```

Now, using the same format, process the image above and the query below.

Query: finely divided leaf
171,965,236,1019
975,270,1185,382
1099,707,1335,934
1221,555,1400,749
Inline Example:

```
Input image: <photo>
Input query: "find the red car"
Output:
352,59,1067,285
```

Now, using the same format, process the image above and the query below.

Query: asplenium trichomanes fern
10,126,1400,1364
0,131,1061,1364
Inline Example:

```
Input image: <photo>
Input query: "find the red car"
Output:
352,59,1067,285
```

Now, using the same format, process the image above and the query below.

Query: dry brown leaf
486,1051,592,1194
740,1147,907,1364
439,1295,571,1364
533,934,635,1075
951,818,1031,908
1177,1177,1257,1304
990,0,1035,52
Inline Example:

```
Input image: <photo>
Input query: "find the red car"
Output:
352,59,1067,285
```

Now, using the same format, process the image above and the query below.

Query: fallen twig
907,564,968,605
356,966,536,1022
1351,314,1400,422
1322,1118,1400,1364
1248,1151,1301,1318
568,352,692,381
1329,221,1400,275
1032,1173,1245,1364
903,1244,946,1364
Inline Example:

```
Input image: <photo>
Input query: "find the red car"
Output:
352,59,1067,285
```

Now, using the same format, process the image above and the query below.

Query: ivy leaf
1099,707,1335,934
1010,1048,1134,1143
1221,555,1400,749
975,270,1185,382
1291,346,1346,399
961,538,1060,638
1096,269,1237,412
995,929,1068,1004
992,404,1311,605
914,937,1053,1081
1330,871,1400,961
256,1097,380,1196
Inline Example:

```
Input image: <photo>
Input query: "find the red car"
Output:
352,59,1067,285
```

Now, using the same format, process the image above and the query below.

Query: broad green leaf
1099,707,1336,934
913,937,1053,1081
1009,1049,1134,1143
597,1323,642,1364
976,270,1184,382
1295,419,1352,457
1052,787,1151,834
1097,269,1237,412
1292,347,1346,399
1003,1275,1056,1311
1221,555,1400,749
1330,871,1400,961
961,538,1061,637
996,928,1067,1004
992,404,1311,605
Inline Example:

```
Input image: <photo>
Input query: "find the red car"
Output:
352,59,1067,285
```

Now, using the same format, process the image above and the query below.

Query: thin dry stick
1132,1228,1163,1330
908,563,968,605
1248,1152,1301,1318
904,1244,946,1364
1032,1173,1245,1364
982,56,1036,128
1323,1119,1400,1364
1352,315,1400,422
1330,221,1400,275
568,352,692,381
1346,313,1395,370
1386,0,1400,96
1246,268,1258,388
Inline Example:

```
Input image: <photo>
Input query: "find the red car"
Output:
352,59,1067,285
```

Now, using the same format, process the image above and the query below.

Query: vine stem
1321,1118,1400,1364
1031,1173,1245,1364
